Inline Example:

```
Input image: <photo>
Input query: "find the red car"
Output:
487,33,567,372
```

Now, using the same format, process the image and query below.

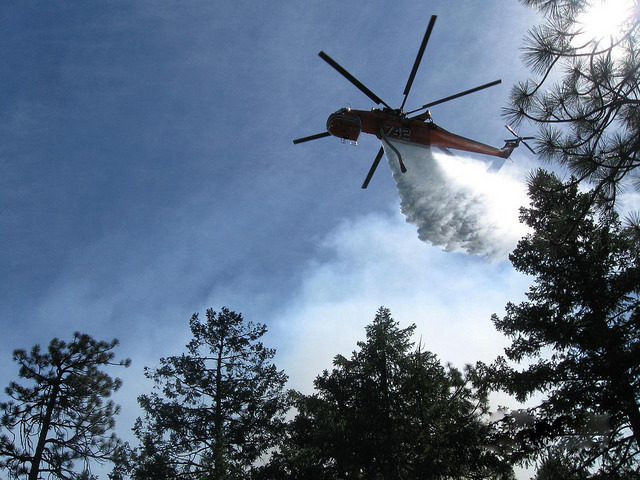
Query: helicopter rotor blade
362,146,385,189
292,131,332,144
318,51,392,109
400,15,437,111
407,79,502,118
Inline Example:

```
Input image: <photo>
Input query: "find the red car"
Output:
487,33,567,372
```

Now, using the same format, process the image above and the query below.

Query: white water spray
383,141,530,258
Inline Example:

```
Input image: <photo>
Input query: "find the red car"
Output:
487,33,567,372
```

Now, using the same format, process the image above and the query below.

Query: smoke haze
384,141,530,258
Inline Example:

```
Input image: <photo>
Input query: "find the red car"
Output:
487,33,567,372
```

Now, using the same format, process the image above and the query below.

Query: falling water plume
384,141,530,258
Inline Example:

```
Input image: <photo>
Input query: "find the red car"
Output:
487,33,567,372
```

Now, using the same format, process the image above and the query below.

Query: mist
383,141,530,258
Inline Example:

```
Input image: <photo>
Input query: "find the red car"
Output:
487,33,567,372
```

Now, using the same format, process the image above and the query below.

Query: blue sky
1,0,547,469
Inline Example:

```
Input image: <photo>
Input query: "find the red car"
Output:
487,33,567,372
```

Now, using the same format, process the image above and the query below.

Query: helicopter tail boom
498,139,519,159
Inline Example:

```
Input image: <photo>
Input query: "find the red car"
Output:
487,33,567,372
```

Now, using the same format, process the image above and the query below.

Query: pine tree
505,0,640,204
134,307,289,480
482,170,640,475
264,307,512,480
0,333,130,480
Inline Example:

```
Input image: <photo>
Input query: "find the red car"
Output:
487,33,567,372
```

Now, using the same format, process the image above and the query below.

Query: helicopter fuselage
326,107,511,159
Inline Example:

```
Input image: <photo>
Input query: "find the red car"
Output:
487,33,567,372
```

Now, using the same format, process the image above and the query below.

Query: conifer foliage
133,307,289,480
0,333,130,480
483,170,640,475
261,307,512,480
505,0,640,204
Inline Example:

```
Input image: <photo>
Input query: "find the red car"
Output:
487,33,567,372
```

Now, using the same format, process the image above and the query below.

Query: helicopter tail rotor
504,125,536,154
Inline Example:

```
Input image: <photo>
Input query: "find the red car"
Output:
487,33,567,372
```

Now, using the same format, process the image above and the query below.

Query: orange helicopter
293,15,534,189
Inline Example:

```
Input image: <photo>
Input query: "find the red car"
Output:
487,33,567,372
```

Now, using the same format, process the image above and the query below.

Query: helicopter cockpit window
334,108,349,114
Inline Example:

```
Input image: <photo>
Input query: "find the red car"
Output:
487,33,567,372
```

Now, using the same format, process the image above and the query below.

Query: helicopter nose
326,112,362,142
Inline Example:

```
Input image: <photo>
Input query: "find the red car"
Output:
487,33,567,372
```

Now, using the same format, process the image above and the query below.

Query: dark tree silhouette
0,333,130,480
482,170,640,475
133,307,290,480
261,307,513,480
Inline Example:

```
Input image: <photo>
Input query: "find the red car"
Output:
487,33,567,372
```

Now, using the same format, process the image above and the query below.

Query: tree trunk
29,379,61,480
213,336,225,480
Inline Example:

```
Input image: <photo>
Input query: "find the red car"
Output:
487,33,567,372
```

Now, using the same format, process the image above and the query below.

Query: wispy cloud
268,208,532,394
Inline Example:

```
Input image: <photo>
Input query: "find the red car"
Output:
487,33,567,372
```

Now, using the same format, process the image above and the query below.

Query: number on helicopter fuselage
383,124,410,140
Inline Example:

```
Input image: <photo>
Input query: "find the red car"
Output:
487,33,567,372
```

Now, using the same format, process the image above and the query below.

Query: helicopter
293,15,535,189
